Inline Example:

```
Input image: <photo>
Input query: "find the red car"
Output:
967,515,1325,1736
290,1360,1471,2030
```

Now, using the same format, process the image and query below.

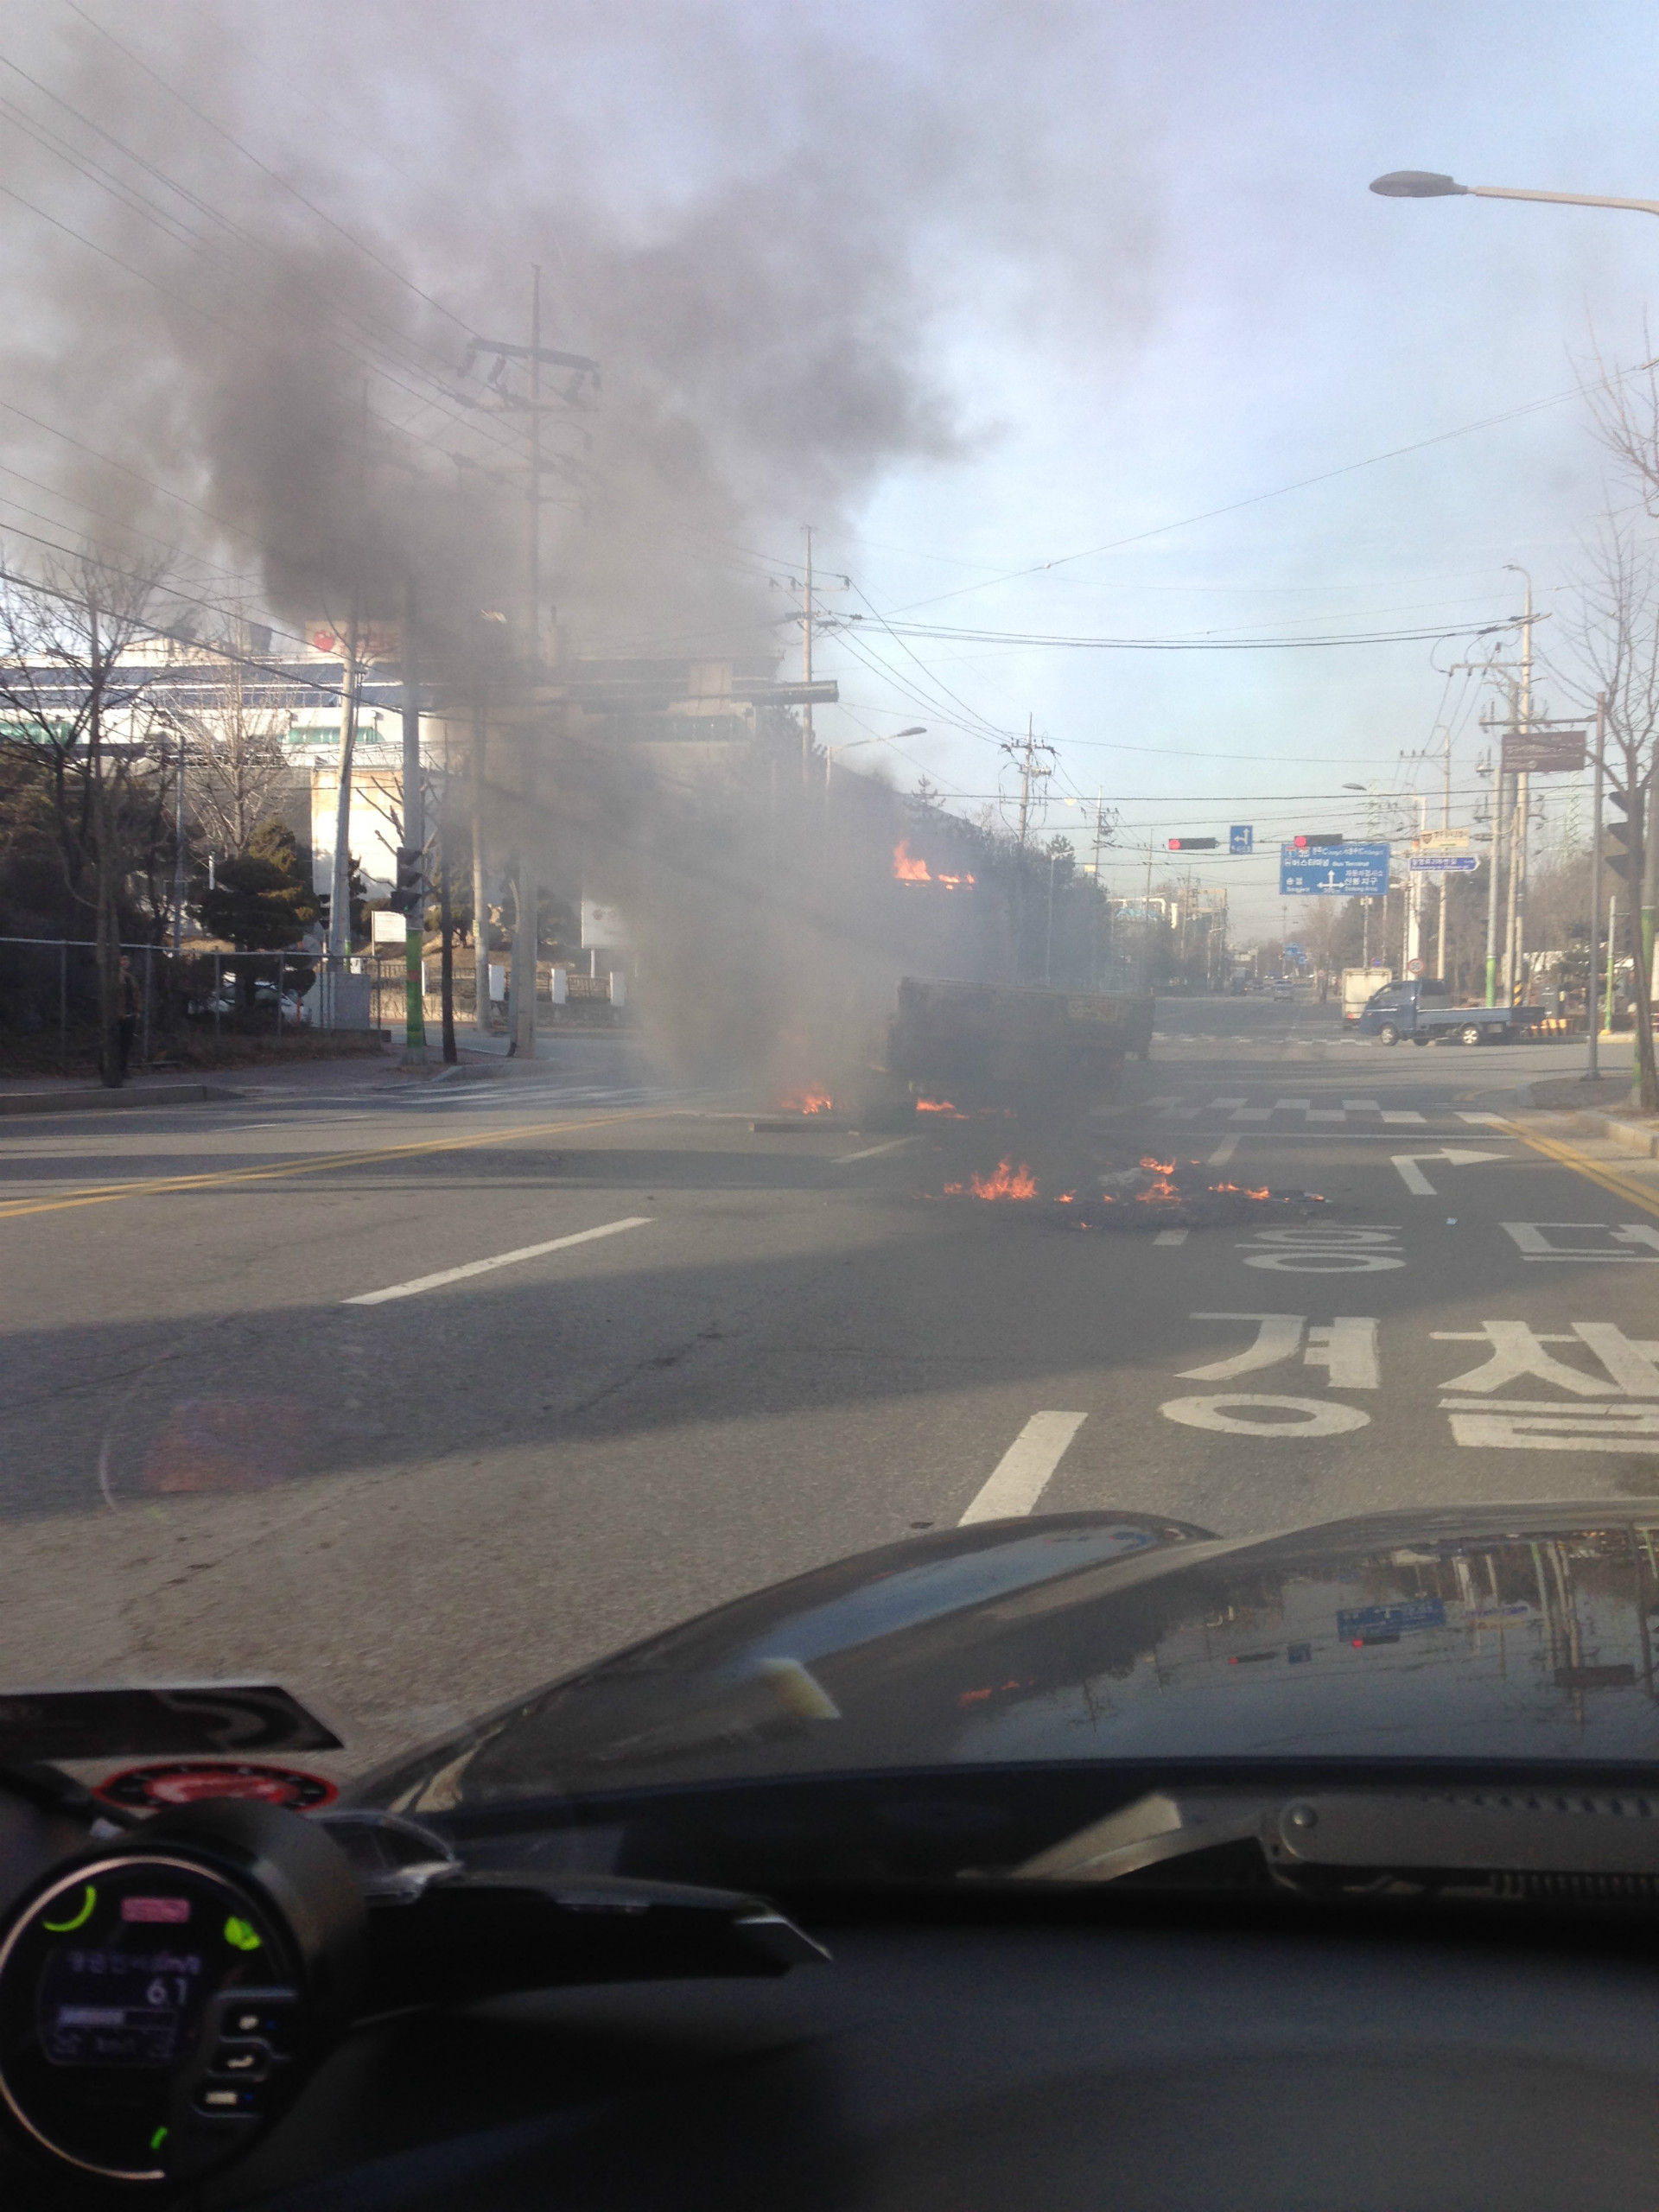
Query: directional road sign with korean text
1278,840,1390,897
1230,825,1254,855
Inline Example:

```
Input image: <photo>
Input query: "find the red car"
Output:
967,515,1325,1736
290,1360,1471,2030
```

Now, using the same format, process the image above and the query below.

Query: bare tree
178,632,296,861
1554,516,1659,1109
0,555,173,1085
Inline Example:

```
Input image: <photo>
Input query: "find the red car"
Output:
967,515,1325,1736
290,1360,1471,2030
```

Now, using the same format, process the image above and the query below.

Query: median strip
344,1216,652,1305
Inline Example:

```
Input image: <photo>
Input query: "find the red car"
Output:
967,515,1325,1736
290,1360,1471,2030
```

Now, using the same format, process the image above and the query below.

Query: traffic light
392,847,424,917
315,892,331,934
1293,833,1344,849
1167,837,1217,851
1606,786,1644,883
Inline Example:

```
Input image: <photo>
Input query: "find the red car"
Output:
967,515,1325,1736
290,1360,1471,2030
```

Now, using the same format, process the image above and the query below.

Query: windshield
3,4,1657,1891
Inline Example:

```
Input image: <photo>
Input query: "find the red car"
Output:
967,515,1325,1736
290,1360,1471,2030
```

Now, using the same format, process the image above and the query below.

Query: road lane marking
344,1216,652,1304
0,1106,677,1223
1380,1109,1426,1124
1341,1098,1381,1110
1459,1111,1511,1127
1390,1147,1506,1195
834,1136,921,1162
1160,1394,1370,1438
1488,1118,1659,1222
1230,1108,1271,1122
958,1411,1087,1524
1205,1136,1240,1166
1503,1222,1659,1262
1154,1228,1189,1245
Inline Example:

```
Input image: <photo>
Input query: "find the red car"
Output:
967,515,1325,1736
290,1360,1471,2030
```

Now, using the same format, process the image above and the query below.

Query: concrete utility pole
458,276,600,1065
399,576,426,1065
1589,692,1605,1079
327,611,361,984
802,524,814,779
471,677,490,1038
1503,567,1534,1004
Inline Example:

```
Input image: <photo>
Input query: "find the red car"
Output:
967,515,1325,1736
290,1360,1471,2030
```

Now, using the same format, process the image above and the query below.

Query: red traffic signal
1293,833,1344,849
1167,836,1218,851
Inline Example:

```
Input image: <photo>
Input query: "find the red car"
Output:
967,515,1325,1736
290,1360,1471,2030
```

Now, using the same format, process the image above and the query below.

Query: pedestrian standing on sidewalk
117,953,141,1079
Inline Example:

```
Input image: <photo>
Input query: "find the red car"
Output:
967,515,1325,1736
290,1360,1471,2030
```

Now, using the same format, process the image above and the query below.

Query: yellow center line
0,1106,679,1222
1491,1116,1659,1222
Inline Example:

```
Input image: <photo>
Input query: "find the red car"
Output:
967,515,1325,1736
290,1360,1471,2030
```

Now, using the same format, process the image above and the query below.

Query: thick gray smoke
0,0,1154,1088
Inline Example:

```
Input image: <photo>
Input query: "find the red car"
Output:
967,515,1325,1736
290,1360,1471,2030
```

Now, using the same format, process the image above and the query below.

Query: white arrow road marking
959,1411,1088,1524
1391,1147,1507,1195
344,1216,652,1304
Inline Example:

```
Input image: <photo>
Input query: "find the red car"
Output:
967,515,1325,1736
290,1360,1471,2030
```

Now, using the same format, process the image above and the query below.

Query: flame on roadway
943,1156,1039,1201
780,1089,834,1115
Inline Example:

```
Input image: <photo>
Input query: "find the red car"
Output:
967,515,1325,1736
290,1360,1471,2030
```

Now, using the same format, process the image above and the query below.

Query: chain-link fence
0,936,384,1062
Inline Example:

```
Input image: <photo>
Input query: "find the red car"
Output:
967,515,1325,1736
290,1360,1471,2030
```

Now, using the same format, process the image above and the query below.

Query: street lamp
823,726,925,791
1371,170,1659,219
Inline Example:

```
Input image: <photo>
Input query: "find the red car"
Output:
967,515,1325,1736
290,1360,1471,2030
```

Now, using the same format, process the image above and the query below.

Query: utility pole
1504,567,1534,1004
457,276,600,1064
471,671,491,1038
802,524,814,780
171,715,186,959
1007,715,1053,852
326,385,371,1023
398,575,426,1065
1589,692,1605,1080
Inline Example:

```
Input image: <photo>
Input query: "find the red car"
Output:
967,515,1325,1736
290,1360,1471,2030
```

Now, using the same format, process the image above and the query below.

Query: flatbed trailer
1355,978,1541,1046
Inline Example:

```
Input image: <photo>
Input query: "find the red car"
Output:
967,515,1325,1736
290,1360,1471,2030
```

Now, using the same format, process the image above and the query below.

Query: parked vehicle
188,975,308,1024
1355,977,1534,1046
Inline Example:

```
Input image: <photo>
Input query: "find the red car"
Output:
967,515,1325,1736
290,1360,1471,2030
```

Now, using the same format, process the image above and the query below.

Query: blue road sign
1283,942,1306,959
1229,825,1254,855
1337,1598,1446,1641
1408,853,1479,873
1279,840,1390,897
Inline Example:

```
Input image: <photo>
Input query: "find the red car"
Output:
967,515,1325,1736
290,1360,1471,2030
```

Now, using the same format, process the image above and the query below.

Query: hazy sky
4,1,1658,930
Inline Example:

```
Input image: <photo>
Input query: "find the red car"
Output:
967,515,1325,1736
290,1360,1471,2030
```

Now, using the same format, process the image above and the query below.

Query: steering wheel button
194,2083,261,2119
210,2038,272,2080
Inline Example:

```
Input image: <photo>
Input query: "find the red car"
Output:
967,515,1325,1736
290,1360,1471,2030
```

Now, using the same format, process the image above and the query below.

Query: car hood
355,1502,1659,1824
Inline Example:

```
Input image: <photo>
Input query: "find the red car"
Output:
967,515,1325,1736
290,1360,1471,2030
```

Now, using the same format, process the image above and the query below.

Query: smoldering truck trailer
881,976,1154,1120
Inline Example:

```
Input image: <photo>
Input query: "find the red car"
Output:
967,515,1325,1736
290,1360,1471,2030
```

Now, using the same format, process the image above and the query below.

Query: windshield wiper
1011,1785,1659,1892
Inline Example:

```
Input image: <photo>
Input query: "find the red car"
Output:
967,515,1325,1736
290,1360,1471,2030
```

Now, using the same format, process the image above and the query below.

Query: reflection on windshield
365,1515,1659,1823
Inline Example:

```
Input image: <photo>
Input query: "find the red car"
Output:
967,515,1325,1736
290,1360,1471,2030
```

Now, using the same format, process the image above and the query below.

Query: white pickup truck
1341,966,1391,1025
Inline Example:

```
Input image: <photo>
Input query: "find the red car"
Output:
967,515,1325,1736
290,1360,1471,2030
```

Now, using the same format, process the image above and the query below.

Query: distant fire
944,1156,1039,1201
917,1097,965,1116
780,1090,834,1115
1211,1181,1273,1201
892,841,976,889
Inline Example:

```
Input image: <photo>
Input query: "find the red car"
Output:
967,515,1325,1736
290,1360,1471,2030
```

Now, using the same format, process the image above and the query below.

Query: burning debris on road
933,1151,1327,1228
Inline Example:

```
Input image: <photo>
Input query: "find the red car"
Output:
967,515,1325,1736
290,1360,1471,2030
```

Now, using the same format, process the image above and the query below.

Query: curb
1513,1084,1659,1160
0,1082,241,1119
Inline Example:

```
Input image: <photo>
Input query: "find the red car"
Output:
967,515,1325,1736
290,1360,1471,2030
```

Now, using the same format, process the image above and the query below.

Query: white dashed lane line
834,1136,922,1163
343,1216,653,1305
958,1411,1088,1524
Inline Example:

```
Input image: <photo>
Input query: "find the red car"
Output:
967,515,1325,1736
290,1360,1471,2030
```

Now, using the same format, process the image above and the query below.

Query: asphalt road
4,992,1656,1778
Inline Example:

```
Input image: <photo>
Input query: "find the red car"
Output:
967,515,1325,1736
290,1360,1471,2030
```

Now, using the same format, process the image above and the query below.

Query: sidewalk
1517,1068,1659,1161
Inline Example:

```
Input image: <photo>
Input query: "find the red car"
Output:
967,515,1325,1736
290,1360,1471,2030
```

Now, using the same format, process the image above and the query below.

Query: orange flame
893,841,976,888
963,1157,1038,1200
1210,1182,1271,1200
781,1089,834,1115
917,1097,964,1116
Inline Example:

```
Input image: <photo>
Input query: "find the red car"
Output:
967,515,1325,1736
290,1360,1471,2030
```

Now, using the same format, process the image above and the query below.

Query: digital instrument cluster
0,1801,365,2191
